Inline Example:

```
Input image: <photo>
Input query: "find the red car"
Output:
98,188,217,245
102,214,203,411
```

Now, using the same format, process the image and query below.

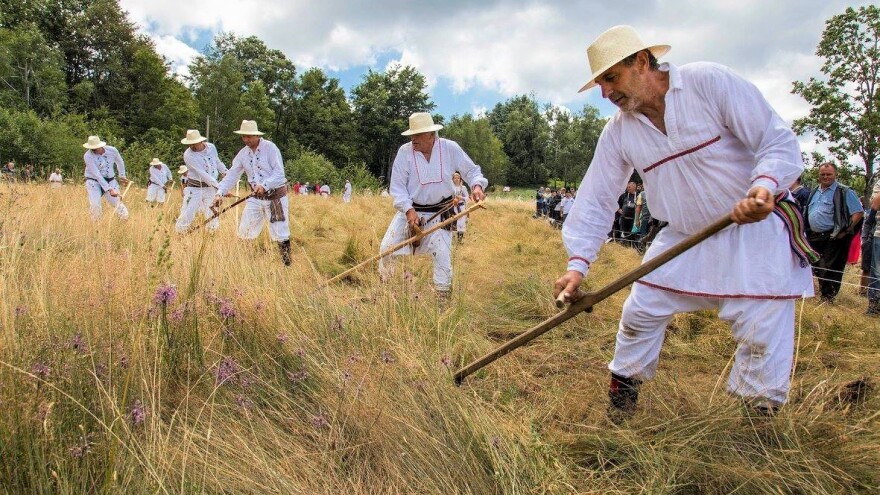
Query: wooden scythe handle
453,214,734,385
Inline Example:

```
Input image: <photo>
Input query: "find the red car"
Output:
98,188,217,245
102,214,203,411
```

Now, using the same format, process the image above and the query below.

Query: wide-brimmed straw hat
401,112,443,136
181,129,208,145
577,25,670,92
233,120,264,135
149,158,164,166
178,165,188,174
82,135,107,149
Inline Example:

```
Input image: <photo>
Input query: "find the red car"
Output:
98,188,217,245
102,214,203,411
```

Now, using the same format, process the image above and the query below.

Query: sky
121,0,871,160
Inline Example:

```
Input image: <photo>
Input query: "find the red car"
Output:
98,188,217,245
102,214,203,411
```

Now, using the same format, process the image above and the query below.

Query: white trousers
238,195,290,241
610,282,796,406
86,179,128,221
378,211,453,291
343,192,352,203
146,184,166,203
453,203,467,232
175,187,219,233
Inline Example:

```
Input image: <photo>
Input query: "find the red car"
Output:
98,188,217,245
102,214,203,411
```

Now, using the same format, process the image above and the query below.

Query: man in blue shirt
805,163,864,302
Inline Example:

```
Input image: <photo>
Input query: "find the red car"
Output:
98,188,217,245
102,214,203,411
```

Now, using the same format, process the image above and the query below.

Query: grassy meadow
0,181,878,494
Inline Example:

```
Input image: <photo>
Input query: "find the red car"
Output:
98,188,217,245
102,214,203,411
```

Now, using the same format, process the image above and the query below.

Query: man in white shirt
176,129,228,233
82,135,129,220
320,183,330,197
49,169,63,188
379,112,487,296
214,120,292,266
554,26,812,417
146,158,173,206
342,180,353,203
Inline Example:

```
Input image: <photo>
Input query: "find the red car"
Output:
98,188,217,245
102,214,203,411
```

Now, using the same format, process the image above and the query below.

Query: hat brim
233,130,264,135
82,141,107,149
181,136,207,145
577,44,671,93
401,124,443,136
178,167,188,174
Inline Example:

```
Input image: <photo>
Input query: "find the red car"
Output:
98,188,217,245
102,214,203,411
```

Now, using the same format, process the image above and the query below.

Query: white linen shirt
389,137,488,213
83,146,127,192
563,62,810,298
183,143,227,189
218,138,287,196
148,165,172,186
49,172,62,183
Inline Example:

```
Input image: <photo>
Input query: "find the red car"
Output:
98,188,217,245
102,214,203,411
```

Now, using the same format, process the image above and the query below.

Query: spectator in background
790,175,809,213
861,207,876,296
320,182,330,197
617,181,638,241
302,182,310,195
3,162,16,181
313,181,321,195
49,168,63,188
24,164,34,182
805,162,864,302
293,181,301,195
343,180,353,203
535,186,546,218
560,189,575,224
867,178,880,315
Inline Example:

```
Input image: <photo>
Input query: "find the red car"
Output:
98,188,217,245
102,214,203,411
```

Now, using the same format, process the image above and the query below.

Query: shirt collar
820,181,838,193
661,62,683,92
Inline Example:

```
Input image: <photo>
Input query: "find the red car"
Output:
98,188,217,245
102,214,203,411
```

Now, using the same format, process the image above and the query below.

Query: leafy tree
287,151,339,188
351,64,435,180
0,24,67,115
190,54,247,160
546,104,606,187
441,114,509,187
487,94,550,186
291,67,355,167
792,5,880,200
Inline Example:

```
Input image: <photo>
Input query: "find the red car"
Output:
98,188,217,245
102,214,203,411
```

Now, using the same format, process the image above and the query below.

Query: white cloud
151,35,200,79
121,0,871,128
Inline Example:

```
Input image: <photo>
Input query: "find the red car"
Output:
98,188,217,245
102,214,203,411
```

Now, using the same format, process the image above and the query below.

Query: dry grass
0,182,877,494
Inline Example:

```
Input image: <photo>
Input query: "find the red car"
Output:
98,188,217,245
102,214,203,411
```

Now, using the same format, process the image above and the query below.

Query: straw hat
401,112,443,136
181,129,208,145
577,25,670,92
233,120,264,135
82,135,107,149
149,158,164,166
178,165,188,174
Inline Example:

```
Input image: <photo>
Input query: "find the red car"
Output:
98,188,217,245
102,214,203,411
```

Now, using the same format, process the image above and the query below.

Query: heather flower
380,351,395,364
129,400,146,425
68,333,88,354
153,283,178,306
215,357,240,385
286,369,309,384
31,362,51,380
311,413,329,429
218,299,236,319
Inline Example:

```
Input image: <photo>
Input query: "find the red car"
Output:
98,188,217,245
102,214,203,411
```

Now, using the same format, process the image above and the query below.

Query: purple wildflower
68,333,89,354
235,394,253,410
204,291,220,305
311,413,329,429
331,315,345,331
169,308,184,322
94,363,108,379
218,299,236,319
441,356,452,368
286,369,309,384
341,369,352,382
31,362,51,380
14,306,27,317
380,350,395,364
276,333,289,344
491,436,501,449
153,283,178,306
119,354,130,369
129,400,146,425
215,357,240,385
348,353,361,363
68,435,93,459
294,348,306,358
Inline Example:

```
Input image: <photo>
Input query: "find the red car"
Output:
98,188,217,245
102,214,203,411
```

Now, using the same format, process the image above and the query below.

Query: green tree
442,114,509,187
0,24,67,115
292,67,355,167
792,5,880,200
351,64,435,180
487,94,550,186
190,54,247,160
546,104,606,187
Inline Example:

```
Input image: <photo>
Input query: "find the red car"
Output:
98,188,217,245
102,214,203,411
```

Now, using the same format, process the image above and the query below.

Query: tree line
1,2,876,195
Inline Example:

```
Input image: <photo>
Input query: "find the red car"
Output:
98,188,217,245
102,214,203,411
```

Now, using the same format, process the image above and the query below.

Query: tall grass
0,182,877,494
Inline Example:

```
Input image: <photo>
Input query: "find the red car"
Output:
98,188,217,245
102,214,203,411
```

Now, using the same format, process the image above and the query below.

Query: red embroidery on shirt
752,175,779,188
644,135,721,173
636,280,803,300
568,256,591,266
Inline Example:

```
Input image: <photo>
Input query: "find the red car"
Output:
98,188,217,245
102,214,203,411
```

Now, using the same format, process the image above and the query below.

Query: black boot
278,240,292,266
608,373,641,420
457,231,464,243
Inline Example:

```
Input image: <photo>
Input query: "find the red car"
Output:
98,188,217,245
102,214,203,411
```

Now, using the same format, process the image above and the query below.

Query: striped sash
772,192,820,267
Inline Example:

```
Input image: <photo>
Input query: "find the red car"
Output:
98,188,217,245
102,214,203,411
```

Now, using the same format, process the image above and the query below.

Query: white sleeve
389,145,413,213
184,151,221,189
561,124,633,275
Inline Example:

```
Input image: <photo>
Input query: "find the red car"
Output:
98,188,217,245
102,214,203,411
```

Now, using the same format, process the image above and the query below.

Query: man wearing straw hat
82,135,129,220
378,112,487,297
214,120,292,266
146,158,173,206
177,165,189,199
554,26,814,417
176,129,228,233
